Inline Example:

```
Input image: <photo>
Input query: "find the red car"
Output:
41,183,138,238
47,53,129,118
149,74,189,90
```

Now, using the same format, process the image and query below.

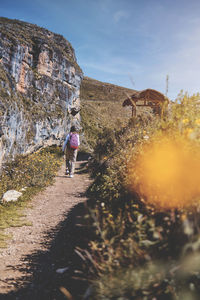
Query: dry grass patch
0,146,63,248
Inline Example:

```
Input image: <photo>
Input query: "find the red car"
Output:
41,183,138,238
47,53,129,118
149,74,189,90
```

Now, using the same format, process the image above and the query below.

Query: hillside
80,76,137,102
80,77,138,150
80,77,154,151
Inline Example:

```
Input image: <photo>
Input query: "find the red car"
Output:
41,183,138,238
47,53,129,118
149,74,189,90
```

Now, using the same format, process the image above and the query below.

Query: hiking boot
65,170,69,175
69,174,74,178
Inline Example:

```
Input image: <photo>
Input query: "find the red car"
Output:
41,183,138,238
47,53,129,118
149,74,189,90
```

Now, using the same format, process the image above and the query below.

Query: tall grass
0,146,63,247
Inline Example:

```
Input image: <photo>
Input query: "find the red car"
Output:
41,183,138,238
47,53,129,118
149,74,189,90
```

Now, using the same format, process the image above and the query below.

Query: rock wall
0,17,83,168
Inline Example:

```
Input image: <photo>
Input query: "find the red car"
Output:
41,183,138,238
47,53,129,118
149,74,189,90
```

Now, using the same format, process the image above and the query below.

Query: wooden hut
123,88,167,116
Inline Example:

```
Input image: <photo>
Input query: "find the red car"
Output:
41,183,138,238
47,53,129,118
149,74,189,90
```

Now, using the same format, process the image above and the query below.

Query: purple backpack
69,133,79,149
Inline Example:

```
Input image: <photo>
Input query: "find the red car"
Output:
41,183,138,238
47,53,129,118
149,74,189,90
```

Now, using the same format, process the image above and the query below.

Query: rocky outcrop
0,17,83,168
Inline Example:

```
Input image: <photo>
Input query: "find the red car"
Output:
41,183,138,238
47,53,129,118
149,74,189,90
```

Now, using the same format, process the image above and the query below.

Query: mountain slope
80,76,137,102
80,77,138,151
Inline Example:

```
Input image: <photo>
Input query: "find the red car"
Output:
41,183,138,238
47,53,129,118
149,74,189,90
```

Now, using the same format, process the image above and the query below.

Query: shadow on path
0,152,94,300
0,199,93,300
77,151,91,162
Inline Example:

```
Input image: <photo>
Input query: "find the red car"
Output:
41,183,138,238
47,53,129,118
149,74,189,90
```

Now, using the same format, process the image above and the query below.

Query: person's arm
62,134,70,152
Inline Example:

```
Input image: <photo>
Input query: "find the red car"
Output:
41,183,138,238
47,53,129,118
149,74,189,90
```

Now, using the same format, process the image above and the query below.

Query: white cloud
113,10,130,23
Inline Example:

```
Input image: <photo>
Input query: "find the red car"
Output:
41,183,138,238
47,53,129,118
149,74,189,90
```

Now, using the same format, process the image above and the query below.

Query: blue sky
1,0,200,100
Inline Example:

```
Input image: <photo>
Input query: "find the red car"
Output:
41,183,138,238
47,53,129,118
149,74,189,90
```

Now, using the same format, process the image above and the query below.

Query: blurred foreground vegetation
78,91,200,300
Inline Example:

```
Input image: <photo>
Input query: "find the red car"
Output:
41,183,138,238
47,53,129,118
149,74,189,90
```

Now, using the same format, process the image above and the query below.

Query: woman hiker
62,125,80,178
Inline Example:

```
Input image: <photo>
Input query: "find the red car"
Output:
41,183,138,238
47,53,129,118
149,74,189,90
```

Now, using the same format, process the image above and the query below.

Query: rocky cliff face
0,17,83,168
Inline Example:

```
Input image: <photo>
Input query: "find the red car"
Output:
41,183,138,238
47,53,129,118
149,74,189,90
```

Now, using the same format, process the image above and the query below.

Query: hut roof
139,89,165,102
123,88,165,107
123,97,136,107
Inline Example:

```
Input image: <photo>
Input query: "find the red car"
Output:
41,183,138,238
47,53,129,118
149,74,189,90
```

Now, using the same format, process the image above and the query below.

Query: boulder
2,190,23,203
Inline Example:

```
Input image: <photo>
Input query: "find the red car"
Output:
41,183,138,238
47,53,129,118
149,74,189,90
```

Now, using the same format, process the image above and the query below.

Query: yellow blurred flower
182,118,189,124
181,214,187,221
195,119,200,126
183,128,193,137
128,135,200,209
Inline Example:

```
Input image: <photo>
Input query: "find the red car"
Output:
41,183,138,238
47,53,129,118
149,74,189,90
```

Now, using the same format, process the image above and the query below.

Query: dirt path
0,157,92,299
